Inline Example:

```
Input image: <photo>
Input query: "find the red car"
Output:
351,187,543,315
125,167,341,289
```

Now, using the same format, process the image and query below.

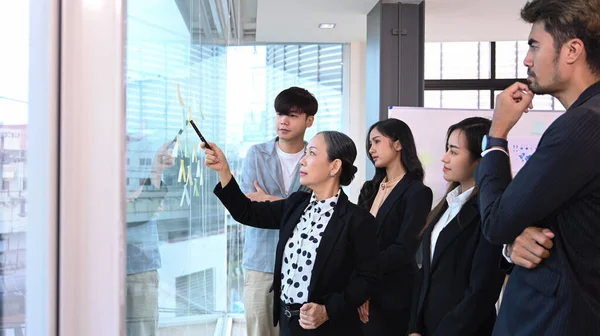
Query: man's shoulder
248,138,277,154
553,104,600,136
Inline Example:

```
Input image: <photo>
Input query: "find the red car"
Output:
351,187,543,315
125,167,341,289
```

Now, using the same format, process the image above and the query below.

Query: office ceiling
425,0,531,42
176,0,532,44
254,0,379,43
251,0,532,43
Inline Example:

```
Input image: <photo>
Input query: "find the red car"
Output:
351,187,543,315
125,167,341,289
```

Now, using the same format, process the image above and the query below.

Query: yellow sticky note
187,165,193,185
532,121,545,135
191,144,197,163
177,159,186,183
177,83,185,106
419,152,433,166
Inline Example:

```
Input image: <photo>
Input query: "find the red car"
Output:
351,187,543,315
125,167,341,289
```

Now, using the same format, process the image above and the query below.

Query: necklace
372,174,405,213
379,174,404,190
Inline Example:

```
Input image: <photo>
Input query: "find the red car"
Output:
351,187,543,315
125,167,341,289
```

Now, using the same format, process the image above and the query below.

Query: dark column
365,0,425,176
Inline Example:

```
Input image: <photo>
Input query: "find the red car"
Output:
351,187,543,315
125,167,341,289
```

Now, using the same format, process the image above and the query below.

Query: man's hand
246,181,283,202
408,334,423,336
507,227,554,269
490,82,534,139
358,300,369,323
299,303,329,329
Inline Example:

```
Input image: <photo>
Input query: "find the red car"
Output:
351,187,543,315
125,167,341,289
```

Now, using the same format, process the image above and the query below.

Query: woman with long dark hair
202,131,380,336
357,119,433,335
408,117,505,336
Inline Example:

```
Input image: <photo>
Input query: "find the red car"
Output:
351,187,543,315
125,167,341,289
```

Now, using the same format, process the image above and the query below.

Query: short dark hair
359,119,425,209
521,0,600,73
274,87,318,117
318,131,358,186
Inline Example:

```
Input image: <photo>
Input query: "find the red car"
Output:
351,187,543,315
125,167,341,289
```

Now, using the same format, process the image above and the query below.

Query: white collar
446,185,475,207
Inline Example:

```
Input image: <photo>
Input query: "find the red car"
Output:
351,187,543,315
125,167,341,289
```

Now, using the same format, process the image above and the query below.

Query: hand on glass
299,303,329,330
507,226,554,269
152,142,175,172
490,82,534,139
246,181,282,202
149,141,175,187
358,299,369,323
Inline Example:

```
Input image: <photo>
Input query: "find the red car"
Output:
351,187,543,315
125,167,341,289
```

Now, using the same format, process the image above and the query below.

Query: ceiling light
319,23,336,29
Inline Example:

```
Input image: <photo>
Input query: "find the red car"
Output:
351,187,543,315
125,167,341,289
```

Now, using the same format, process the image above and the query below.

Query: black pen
189,119,212,150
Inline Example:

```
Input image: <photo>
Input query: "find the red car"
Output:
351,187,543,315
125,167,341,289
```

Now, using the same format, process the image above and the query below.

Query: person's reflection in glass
125,139,173,336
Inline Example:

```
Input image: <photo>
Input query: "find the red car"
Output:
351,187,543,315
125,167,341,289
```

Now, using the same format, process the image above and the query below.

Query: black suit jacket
358,174,433,311
214,178,380,335
475,81,600,336
408,197,505,336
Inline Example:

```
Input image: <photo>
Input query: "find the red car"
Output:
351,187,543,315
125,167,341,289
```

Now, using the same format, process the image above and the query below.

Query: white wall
345,42,368,203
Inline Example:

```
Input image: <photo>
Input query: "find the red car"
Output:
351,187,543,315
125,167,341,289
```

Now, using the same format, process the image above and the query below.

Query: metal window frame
424,42,527,109
27,0,60,335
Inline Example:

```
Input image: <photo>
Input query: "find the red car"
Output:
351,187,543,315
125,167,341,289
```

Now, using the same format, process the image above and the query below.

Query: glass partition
0,2,29,335
124,1,345,334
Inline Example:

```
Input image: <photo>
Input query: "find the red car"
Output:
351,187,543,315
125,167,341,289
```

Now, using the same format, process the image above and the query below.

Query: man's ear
306,115,315,128
564,38,585,65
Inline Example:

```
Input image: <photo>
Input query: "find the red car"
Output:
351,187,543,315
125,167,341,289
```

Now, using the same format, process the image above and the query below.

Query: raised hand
201,142,233,187
491,82,534,138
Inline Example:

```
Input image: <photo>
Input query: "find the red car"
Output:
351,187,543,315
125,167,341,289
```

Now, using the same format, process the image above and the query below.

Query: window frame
424,41,528,109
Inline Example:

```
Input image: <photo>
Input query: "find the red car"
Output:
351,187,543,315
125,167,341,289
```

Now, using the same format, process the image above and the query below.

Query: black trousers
361,306,411,336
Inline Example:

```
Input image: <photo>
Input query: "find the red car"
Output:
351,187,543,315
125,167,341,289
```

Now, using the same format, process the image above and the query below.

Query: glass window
424,43,441,80
425,90,491,109
425,42,491,80
496,41,529,78
424,90,442,108
125,1,345,333
0,1,28,334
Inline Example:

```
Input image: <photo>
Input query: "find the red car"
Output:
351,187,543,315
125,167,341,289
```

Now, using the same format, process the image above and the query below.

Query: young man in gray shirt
240,87,318,336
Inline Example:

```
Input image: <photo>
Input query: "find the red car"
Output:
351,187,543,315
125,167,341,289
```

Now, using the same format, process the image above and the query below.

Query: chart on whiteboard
508,136,539,174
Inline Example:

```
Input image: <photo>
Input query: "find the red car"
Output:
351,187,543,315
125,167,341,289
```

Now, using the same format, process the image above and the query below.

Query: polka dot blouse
280,190,341,304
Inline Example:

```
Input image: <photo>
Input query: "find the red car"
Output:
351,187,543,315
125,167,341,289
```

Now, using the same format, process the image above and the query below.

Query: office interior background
0,0,565,335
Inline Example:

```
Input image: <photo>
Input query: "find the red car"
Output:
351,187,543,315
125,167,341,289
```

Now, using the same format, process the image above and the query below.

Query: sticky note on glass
532,121,545,135
177,83,185,107
419,152,433,166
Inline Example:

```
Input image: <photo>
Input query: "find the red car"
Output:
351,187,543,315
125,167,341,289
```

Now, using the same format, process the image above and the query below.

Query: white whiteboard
388,106,564,204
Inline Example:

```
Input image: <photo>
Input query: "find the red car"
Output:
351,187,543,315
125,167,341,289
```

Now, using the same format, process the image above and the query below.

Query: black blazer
475,81,600,336
408,196,505,336
358,174,433,310
214,178,380,335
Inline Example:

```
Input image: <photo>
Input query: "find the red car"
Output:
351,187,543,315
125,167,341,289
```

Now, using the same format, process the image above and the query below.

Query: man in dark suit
474,0,600,335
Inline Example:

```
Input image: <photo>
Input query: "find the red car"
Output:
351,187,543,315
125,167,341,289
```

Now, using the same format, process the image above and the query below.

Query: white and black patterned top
280,190,341,304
